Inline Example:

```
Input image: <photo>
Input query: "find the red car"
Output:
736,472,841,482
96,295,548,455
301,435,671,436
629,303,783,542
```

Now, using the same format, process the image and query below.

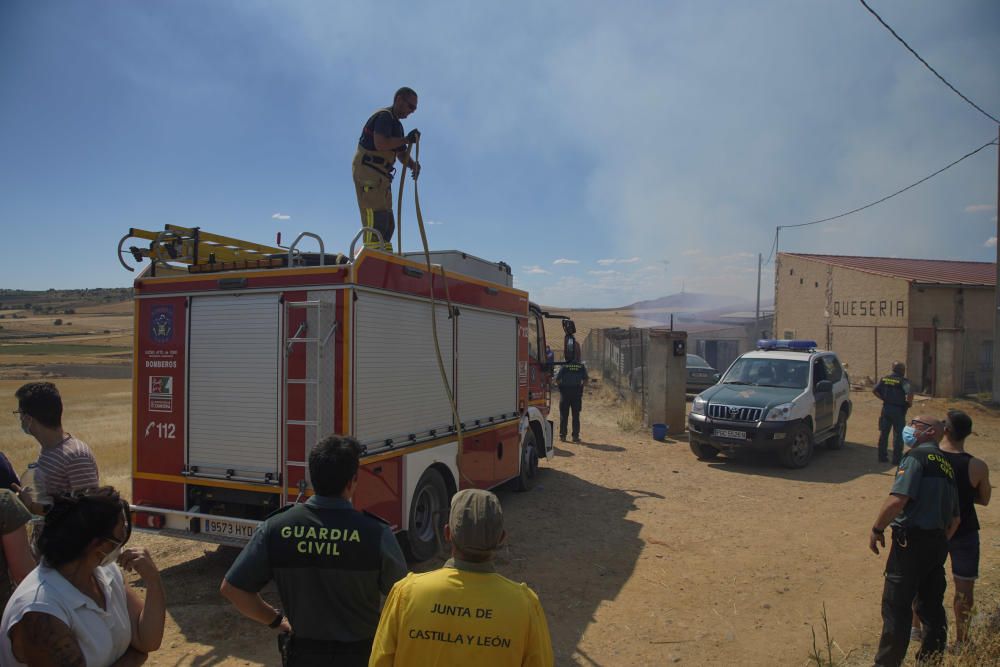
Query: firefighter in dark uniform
555,346,588,443
221,435,408,667
868,416,960,667
352,87,421,252
873,361,913,464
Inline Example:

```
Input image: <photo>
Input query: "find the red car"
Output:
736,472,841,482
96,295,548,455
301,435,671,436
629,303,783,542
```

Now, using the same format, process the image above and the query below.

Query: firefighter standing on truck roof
220,435,408,667
873,361,914,465
353,87,421,252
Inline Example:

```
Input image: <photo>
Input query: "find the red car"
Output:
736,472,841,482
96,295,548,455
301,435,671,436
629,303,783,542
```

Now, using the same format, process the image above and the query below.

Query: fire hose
396,139,476,493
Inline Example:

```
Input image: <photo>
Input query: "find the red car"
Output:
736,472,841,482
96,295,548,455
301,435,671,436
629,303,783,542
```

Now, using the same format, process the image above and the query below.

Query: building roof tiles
783,253,995,287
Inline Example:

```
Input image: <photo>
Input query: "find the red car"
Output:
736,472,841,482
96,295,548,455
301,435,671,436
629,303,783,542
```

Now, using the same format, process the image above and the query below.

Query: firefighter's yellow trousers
352,147,396,252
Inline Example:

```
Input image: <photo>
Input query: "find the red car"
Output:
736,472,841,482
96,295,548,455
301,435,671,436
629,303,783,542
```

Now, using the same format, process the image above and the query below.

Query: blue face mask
901,425,918,446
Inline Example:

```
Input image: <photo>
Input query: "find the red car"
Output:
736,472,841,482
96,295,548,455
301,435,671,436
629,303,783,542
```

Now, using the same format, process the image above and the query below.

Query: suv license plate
714,428,747,440
202,517,258,540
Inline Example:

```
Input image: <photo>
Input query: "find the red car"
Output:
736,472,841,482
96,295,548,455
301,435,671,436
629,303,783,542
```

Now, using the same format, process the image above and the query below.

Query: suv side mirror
814,380,833,393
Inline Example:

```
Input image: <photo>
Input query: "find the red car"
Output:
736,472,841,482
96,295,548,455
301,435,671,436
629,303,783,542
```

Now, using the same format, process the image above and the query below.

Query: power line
765,137,998,264
859,0,1000,125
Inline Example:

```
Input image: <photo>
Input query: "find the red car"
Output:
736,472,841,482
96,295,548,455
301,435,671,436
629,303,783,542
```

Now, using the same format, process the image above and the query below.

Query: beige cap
449,489,504,557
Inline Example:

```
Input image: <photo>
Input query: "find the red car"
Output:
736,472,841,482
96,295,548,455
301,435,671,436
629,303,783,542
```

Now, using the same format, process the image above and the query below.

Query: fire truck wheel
404,468,448,563
514,431,540,492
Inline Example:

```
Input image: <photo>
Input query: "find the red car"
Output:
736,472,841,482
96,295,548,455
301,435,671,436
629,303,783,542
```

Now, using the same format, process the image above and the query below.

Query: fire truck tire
513,431,540,492
404,468,449,563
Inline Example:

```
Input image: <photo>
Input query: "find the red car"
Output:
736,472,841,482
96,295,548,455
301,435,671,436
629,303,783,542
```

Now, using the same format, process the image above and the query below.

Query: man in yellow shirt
369,489,553,667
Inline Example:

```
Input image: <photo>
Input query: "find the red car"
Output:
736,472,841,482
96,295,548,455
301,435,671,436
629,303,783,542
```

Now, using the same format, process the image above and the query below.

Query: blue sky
1,1,997,307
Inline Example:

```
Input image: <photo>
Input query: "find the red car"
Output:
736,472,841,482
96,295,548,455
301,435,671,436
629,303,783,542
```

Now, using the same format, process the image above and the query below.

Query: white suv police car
687,340,852,468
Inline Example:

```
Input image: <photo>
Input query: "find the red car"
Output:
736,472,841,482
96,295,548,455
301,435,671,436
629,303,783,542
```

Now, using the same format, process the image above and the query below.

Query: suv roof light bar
756,339,817,351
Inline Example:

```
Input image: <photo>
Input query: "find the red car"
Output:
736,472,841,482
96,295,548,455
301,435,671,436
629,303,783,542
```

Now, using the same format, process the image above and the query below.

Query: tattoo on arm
17,612,86,667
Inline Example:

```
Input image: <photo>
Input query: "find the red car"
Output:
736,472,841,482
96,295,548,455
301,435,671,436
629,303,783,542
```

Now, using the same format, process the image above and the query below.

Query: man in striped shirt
13,382,99,513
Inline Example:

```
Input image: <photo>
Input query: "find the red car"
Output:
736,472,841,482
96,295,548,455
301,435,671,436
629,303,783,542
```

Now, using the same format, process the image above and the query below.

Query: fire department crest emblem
150,306,173,343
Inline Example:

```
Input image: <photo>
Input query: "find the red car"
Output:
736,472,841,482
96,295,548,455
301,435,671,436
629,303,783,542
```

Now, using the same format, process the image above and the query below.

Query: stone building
774,253,995,396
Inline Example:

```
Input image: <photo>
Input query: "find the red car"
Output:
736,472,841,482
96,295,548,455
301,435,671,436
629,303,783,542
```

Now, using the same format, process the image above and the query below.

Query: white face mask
99,542,123,567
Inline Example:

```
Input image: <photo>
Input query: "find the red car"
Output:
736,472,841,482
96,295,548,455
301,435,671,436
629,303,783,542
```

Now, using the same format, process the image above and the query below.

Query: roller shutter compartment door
354,292,455,446
188,293,281,478
458,310,517,423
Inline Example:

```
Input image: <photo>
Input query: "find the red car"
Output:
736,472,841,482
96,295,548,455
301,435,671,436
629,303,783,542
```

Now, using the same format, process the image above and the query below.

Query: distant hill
627,291,754,313
0,288,133,315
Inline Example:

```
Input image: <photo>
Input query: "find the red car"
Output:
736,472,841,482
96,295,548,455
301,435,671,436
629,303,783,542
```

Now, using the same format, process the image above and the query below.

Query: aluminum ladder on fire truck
282,298,336,502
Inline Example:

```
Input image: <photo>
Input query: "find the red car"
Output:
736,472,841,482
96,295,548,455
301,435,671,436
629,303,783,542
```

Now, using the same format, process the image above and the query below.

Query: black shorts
948,531,979,581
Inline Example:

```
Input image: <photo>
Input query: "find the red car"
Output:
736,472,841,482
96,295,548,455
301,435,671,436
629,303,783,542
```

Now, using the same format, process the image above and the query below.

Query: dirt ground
82,384,993,667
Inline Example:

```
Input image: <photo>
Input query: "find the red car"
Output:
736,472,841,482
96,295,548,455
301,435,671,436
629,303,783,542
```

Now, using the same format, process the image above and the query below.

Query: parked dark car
686,354,720,393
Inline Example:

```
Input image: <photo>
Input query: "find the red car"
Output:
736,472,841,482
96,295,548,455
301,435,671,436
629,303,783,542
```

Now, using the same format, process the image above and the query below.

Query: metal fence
582,326,649,416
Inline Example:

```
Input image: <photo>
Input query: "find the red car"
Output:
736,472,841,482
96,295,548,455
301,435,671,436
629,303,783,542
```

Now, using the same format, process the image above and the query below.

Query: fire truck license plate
713,428,747,440
202,517,257,539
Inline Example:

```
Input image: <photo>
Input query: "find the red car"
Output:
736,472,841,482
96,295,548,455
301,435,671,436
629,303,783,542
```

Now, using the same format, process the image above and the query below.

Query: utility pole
755,252,762,339
993,124,1000,403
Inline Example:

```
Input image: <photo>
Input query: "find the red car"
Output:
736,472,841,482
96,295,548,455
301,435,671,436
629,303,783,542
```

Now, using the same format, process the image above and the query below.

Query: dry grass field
2,298,998,665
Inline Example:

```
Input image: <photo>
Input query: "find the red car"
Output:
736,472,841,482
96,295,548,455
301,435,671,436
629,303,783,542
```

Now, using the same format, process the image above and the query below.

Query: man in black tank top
937,410,991,646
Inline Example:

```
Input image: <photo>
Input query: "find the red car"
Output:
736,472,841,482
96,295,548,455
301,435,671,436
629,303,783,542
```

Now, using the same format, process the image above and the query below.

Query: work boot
559,434,566,442
878,455,889,463
572,436,581,444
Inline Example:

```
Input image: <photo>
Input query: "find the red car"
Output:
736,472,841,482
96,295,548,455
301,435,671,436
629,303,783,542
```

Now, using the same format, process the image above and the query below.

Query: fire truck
119,225,555,561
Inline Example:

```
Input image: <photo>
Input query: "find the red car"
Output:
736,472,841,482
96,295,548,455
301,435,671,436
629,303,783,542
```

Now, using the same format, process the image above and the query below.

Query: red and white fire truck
119,225,554,560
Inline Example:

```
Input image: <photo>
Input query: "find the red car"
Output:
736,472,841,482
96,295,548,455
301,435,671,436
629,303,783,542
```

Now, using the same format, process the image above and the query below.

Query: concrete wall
645,329,687,434
775,255,909,382
774,255,831,345
908,286,995,396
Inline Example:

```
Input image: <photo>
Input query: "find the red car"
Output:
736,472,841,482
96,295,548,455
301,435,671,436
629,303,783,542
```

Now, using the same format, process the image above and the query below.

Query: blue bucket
652,423,669,441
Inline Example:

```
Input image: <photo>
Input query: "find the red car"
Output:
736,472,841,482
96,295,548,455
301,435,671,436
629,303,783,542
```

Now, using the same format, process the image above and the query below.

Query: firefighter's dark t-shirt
358,108,404,152
224,495,408,641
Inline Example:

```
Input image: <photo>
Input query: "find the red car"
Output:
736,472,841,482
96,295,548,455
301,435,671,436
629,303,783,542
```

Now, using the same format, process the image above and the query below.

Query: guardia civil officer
555,346,588,443
352,87,421,252
873,361,914,464
221,435,408,667
369,489,554,667
868,415,960,666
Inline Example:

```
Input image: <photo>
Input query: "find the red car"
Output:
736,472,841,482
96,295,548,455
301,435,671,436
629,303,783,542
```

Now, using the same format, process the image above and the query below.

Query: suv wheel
780,424,814,468
690,440,720,461
826,410,848,450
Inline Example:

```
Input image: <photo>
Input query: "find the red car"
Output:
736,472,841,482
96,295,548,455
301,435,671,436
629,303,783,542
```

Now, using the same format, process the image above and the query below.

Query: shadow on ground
703,440,887,484
496,467,645,665
154,544,282,666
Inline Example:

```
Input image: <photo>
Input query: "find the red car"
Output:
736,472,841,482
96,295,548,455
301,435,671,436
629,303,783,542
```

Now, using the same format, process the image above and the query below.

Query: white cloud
965,204,995,214
271,213,291,220
682,249,702,256
427,220,445,225
596,257,640,265
588,269,617,276
552,258,579,265
523,265,551,274
985,237,997,248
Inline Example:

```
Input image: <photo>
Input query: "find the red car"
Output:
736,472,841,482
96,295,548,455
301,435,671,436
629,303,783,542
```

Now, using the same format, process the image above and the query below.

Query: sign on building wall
833,299,905,319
